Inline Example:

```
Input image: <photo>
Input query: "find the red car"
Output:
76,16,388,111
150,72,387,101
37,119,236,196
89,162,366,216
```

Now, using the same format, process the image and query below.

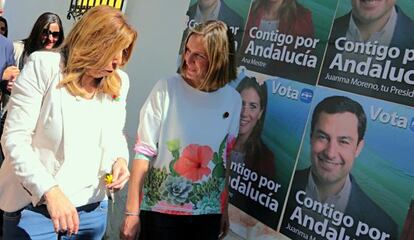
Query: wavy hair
179,20,236,92
59,5,137,98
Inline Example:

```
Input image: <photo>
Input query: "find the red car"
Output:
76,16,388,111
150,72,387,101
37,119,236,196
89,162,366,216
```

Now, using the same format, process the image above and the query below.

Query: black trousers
139,211,221,240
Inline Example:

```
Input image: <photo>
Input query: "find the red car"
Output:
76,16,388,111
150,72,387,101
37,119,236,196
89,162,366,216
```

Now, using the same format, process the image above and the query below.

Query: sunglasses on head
42,29,60,38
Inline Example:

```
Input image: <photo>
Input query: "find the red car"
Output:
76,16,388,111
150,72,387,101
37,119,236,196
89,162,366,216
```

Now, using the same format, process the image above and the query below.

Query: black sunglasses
42,29,60,38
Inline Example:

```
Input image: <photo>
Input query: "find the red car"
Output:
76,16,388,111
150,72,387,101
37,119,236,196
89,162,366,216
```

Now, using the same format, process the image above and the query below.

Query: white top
55,91,105,206
135,74,241,215
0,51,129,211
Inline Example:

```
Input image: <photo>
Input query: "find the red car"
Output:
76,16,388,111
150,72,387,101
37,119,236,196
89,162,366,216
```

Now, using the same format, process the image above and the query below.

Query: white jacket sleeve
134,78,166,160
1,52,59,205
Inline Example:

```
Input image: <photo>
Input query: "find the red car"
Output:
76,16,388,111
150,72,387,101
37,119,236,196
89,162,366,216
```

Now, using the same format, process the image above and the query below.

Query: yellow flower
105,173,113,184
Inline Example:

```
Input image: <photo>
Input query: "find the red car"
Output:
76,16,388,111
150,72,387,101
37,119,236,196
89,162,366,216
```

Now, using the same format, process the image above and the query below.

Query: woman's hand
2,66,19,82
120,159,149,240
107,158,130,191
120,215,140,240
1,66,19,93
44,186,79,236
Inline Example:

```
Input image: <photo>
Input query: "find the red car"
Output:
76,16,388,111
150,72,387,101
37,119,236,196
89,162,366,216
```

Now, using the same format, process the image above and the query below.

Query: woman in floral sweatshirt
120,20,242,240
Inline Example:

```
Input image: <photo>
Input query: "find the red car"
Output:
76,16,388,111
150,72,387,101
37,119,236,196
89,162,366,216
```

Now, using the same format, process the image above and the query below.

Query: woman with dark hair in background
13,12,64,70
0,16,8,37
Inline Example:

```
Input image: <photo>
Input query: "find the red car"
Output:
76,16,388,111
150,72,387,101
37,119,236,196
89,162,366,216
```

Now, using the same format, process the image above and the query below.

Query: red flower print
174,144,213,182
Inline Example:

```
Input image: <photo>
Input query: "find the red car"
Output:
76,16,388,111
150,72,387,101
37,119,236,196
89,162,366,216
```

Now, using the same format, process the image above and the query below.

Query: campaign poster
319,0,414,106
228,68,315,238
237,0,337,85
179,0,251,54
280,87,414,240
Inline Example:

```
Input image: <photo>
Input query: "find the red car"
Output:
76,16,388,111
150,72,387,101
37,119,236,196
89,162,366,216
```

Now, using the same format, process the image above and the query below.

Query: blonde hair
179,20,236,92
59,5,137,98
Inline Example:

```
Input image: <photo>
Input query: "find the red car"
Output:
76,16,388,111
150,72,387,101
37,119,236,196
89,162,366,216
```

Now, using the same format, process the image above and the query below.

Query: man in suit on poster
320,0,414,107
331,0,414,50
324,0,414,68
282,96,397,240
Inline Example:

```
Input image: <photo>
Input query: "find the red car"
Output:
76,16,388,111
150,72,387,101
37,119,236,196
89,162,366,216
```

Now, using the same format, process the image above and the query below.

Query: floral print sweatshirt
135,74,241,215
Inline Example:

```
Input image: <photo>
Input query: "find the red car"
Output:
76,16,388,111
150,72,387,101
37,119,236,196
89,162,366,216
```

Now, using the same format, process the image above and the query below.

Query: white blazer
0,51,130,212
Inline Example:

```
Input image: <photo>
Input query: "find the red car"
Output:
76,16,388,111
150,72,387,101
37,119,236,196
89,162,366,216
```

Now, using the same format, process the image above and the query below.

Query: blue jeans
2,200,108,240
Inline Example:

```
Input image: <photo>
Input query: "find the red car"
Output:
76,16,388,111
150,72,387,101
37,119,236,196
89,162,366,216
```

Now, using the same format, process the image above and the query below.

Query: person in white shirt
0,6,137,239
121,20,242,240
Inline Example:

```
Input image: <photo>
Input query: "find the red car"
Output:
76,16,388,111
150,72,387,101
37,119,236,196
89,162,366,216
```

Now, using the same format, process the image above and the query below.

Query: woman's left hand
107,158,130,191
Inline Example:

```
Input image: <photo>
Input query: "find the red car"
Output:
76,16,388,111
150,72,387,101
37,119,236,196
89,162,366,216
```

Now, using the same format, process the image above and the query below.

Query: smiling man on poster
282,96,398,240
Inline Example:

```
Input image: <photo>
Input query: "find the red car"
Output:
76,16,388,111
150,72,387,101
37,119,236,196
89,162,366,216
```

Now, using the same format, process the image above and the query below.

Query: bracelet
125,211,140,216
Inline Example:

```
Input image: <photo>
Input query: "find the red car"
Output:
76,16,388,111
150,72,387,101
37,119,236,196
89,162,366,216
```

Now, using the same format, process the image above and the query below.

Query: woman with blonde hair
121,20,241,240
0,5,137,239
